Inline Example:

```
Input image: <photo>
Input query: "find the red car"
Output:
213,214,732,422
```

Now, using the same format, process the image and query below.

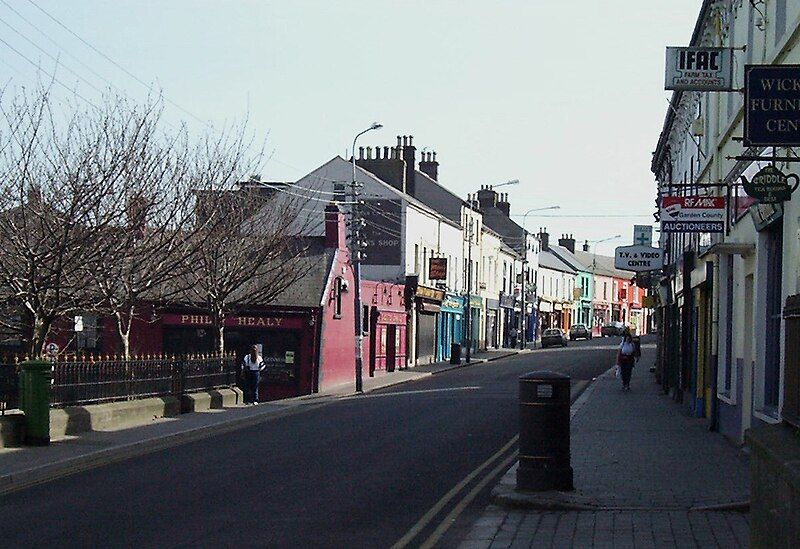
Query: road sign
665,47,734,91
660,196,725,233
744,64,800,147
633,225,653,247
614,246,664,272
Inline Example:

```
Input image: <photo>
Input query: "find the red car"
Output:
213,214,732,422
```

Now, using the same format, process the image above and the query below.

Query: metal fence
50,356,237,407
0,363,18,415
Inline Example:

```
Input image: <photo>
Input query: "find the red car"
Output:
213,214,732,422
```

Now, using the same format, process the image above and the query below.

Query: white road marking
341,387,481,400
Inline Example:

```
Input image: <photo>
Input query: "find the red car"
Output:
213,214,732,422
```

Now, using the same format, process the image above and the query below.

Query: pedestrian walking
509,326,518,348
241,345,265,404
616,327,639,391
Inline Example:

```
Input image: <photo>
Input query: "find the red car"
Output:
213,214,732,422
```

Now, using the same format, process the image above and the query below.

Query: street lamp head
369,122,383,130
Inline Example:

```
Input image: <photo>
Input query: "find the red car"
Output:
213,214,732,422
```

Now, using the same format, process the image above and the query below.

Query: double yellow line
391,434,519,549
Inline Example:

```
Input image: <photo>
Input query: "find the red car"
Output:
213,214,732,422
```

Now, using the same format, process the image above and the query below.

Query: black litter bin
450,343,462,365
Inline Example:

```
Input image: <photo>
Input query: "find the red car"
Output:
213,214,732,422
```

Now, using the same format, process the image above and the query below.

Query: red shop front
362,281,408,375
159,310,320,401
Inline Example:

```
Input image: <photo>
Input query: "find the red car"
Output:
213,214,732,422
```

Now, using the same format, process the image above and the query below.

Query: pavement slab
462,344,751,548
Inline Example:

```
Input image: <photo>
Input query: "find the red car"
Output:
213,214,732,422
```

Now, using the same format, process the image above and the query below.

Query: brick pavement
458,346,751,548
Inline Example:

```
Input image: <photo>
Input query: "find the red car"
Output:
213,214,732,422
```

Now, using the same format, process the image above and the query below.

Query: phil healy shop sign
665,47,733,91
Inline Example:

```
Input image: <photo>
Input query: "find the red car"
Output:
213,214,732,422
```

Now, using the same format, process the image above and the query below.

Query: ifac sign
665,47,734,91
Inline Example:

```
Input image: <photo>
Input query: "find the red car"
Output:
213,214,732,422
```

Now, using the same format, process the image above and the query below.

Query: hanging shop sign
415,284,444,302
740,165,800,203
614,246,664,272
660,196,725,233
664,47,734,91
744,64,800,147
750,201,784,231
428,257,447,280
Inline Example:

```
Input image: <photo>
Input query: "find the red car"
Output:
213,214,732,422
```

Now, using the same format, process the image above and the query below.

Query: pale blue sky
0,0,702,255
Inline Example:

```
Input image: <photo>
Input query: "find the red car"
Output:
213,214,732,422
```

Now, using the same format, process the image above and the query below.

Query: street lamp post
351,122,382,393
587,234,621,334
519,206,560,350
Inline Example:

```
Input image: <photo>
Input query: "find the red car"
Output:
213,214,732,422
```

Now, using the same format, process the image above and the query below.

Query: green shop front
436,293,465,361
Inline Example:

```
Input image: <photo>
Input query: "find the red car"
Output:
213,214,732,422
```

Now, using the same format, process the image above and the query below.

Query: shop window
334,277,343,319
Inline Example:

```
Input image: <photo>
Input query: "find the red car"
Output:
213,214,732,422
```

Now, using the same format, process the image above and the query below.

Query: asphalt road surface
0,336,639,548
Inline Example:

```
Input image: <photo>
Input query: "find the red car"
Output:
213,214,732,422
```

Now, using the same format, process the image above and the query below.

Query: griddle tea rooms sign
745,64,800,147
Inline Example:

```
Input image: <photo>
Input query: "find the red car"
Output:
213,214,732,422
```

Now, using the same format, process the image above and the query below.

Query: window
333,278,343,319
414,244,419,274
603,282,608,301
333,183,346,203
362,305,370,334
422,247,427,283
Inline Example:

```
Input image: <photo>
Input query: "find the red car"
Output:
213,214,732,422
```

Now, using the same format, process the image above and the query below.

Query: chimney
538,227,550,251
582,240,590,252
476,185,498,211
355,137,407,193
558,233,576,253
419,151,439,181
324,203,346,250
496,192,510,217
402,135,416,197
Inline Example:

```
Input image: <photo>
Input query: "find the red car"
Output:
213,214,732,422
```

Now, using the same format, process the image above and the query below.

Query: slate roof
538,249,577,274
480,207,526,256
412,170,465,226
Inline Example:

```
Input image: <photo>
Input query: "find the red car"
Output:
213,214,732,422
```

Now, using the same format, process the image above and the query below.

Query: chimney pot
358,146,364,159
397,136,402,147
384,146,389,159
433,152,437,162
402,135,408,147
409,135,413,145
366,146,372,160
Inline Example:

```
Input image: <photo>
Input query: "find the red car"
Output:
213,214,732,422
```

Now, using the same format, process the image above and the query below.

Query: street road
0,336,635,548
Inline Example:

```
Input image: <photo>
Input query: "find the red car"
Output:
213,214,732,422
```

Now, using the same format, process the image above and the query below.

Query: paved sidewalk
459,349,751,548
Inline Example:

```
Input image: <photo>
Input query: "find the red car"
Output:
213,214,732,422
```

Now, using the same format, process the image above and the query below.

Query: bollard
450,343,462,365
19,360,52,446
517,371,573,491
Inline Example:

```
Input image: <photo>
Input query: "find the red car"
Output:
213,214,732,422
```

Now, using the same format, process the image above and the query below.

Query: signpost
744,64,800,147
614,246,664,272
660,196,725,233
665,47,734,91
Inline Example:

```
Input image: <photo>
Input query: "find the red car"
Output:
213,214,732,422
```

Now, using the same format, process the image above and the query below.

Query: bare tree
184,150,317,354
0,86,159,357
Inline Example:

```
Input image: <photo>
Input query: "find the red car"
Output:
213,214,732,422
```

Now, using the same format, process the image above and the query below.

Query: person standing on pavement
616,328,638,391
242,345,265,404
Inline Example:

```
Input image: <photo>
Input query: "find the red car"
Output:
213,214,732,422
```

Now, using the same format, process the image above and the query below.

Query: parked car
601,321,625,337
569,323,592,341
541,328,568,348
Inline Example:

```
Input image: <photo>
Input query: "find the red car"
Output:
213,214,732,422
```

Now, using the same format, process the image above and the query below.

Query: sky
0,0,703,256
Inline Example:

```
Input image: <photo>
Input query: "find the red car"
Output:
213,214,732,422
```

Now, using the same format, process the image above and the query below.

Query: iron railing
0,363,18,415
50,356,237,407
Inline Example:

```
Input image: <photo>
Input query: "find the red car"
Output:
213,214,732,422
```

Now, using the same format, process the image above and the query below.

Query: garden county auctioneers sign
664,47,733,91
614,246,664,272
660,196,725,233
745,64,800,146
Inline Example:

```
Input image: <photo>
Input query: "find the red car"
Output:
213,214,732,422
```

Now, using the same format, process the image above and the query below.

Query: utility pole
465,218,473,364
351,123,382,393
520,238,526,350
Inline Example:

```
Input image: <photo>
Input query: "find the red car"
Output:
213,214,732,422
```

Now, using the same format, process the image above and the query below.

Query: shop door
386,325,397,372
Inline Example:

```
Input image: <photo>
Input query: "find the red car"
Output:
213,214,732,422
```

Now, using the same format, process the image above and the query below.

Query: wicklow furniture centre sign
745,64,800,147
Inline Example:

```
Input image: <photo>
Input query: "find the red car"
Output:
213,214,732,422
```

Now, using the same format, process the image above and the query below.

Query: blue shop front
436,293,465,361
